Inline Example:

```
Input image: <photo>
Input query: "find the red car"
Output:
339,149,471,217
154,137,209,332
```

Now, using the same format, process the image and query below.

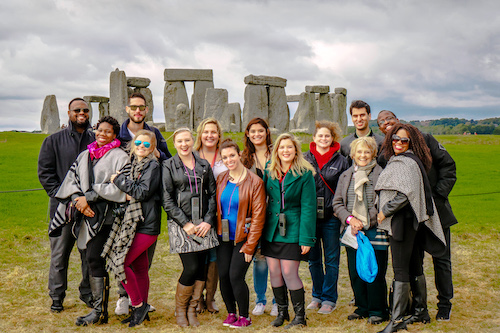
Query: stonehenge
40,95,60,134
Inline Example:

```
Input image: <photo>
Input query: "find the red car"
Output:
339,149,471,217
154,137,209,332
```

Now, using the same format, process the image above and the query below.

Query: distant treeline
346,117,500,135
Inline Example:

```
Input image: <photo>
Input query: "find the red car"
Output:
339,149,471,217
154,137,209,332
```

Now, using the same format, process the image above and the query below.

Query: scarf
309,141,340,170
88,138,120,160
352,159,377,228
101,153,154,282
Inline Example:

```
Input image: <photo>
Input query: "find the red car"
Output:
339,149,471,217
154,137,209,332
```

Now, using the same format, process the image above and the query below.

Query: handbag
356,232,378,283
65,200,82,224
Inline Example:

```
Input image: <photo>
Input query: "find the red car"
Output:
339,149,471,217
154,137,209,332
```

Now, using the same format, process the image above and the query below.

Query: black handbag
65,200,82,223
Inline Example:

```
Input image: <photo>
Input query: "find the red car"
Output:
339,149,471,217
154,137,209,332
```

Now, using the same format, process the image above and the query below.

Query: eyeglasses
129,105,146,111
71,108,90,113
378,116,395,126
134,140,151,148
392,135,410,144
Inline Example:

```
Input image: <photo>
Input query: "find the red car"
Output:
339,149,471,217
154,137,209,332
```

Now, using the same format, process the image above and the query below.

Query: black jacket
340,130,385,165
113,158,162,235
38,122,95,217
304,150,349,220
161,153,217,227
378,132,457,228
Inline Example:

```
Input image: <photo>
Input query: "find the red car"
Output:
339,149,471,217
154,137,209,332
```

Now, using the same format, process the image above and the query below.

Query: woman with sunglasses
107,130,161,327
162,128,218,328
375,123,446,333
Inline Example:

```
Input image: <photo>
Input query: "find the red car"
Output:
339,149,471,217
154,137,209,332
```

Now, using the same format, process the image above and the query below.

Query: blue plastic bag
356,232,378,283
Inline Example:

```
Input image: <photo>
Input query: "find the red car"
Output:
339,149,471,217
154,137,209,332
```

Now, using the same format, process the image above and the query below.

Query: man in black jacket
38,98,95,312
377,110,457,321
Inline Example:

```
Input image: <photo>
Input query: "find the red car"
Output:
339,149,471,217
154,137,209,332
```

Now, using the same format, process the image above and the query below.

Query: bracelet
346,215,353,224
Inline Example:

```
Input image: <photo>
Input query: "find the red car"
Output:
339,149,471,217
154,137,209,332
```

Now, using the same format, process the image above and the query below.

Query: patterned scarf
101,153,155,282
88,138,120,160
352,159,376,228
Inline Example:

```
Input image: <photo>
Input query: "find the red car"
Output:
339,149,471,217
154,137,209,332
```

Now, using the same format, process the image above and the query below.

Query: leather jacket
216,169,266,255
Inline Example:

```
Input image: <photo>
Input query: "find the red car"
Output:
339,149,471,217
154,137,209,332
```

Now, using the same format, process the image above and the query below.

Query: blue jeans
308,216,341,306
253,253,275,305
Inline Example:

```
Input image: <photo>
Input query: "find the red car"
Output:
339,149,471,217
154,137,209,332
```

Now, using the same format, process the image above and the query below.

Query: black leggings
178,250,208,286
390,219,425,282
86,224,112,277
217,240,252,317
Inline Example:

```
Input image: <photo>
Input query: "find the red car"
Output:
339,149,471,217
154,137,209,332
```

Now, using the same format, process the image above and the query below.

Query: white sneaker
252,303,266,316
148,304,156,312
115,296,130,315
306,300,321,310
270,303,278,316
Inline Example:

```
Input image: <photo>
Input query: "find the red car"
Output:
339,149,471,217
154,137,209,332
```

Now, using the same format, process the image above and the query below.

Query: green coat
262,169,317,247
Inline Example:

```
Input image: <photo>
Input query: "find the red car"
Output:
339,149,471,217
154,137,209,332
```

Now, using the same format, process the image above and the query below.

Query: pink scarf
88,138,121,160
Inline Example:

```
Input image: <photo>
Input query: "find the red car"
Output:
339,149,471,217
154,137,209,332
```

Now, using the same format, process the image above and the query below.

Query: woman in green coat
261,133,316,328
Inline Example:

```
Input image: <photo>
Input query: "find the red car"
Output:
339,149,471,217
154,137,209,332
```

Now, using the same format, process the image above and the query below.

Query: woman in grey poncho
375,123,446,333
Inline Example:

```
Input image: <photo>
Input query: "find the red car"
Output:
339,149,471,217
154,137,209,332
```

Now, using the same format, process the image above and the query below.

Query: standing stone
289,118,296,131
317,93,333,122
82,96,94,124
227,103,242,132
204,88,228,126
242,85,268,127
292,92,316,133
192,80,214,129
332,87,348,134
164,81,189,131
138,88,154,123
40,95,60,134
109,69,128,124
268,86,289,132
175,103,190,129
98,102,109,119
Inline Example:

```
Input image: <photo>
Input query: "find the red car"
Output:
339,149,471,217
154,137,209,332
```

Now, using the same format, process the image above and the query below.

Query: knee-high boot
270,285,289,327
285,288,306,328
175,282,193,327
205,261,219,313
75,274,109,326
405,275,431,325
188,280,205,327
378,281,410,333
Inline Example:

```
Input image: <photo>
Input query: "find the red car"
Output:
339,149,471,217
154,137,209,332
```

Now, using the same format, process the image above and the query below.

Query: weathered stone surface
332,87,348,134
138,88,154,123
164,69,213,82
316,93,333,122
268,86,289,132
269,128,280,135
244,74,287,87
334,87,347,95
40,95,60,134
82,96,94,123
292,92,316,134
154,122,166,131
289,118,296,130
192,80,215,128
98,102,109,119
242,85,268,127
109,69,129,123
83,95,109,103
287,95,301,102
306,85,330,94
175,103,190,129
227,103,242,132
127,77,151,88
204,88,228,122
164,81,189,131
290,128,310,134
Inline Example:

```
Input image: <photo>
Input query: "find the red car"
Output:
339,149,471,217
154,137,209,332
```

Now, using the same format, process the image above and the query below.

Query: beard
130,115,145,124
72,119,90,129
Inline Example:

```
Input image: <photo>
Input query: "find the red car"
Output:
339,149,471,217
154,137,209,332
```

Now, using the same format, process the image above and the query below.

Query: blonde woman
261,133,317,328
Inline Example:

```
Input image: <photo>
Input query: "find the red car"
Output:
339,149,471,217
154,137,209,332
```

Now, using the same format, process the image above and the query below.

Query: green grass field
0,131,499,332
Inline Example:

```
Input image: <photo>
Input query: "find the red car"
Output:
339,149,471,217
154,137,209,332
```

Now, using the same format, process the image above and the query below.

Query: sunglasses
134,140,151,148
72,108,90,113
129,105,146,111
392,135,410,144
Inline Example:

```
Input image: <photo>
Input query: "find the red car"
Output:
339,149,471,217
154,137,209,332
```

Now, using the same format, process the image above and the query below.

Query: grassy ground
0,132,499,332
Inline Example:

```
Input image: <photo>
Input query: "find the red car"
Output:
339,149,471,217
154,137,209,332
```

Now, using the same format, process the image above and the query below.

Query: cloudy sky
1,0,499,131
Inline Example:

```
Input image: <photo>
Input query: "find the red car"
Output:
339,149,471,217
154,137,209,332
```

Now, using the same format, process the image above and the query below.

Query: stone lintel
305,85,330,94
334,87,347,95
83,96,110,103
244,74,287,87
127,77,151,88
164,69,213,82
287,95,301,102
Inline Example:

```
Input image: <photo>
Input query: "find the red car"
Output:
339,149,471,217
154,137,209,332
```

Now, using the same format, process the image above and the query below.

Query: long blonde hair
193,118,223,151
267,133,315,180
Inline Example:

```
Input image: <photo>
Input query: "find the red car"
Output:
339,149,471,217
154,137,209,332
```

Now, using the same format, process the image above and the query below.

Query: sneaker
230,316,252,328
252,303,266,316
148,304,156,312
318,303,336,314
223,313,238,326
306,300,321,310
115,296,131,316
270,303,278,316
347,312,365,320
436,308,451,321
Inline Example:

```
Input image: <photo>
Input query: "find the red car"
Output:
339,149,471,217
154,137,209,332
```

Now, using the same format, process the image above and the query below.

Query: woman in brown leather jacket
215,139,267,328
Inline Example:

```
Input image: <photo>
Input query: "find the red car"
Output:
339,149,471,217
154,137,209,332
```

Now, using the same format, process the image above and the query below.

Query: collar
354,129,374,138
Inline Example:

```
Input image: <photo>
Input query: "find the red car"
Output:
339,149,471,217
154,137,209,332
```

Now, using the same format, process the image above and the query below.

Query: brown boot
188,280,205,327
205,261,219,313
175,283,193,327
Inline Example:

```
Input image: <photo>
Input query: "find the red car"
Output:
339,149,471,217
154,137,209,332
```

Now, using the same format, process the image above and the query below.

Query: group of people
38,95,456,332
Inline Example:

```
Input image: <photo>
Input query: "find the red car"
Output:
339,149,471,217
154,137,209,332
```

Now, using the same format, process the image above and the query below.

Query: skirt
261,240,309,262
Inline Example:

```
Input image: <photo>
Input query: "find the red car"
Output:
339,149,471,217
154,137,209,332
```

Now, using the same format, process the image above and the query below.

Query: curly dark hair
96,115,120,136
241,118,272,169
382,123,432,171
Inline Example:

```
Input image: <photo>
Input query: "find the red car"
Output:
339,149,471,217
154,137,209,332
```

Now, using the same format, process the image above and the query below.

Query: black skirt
261,240,309,262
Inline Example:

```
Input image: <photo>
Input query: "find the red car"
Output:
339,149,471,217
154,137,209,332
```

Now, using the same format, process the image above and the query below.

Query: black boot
378,281,410,333
270,286,289,327
75,275,109,326
129,302,150,327
284,288,306,329
405,275,431,325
